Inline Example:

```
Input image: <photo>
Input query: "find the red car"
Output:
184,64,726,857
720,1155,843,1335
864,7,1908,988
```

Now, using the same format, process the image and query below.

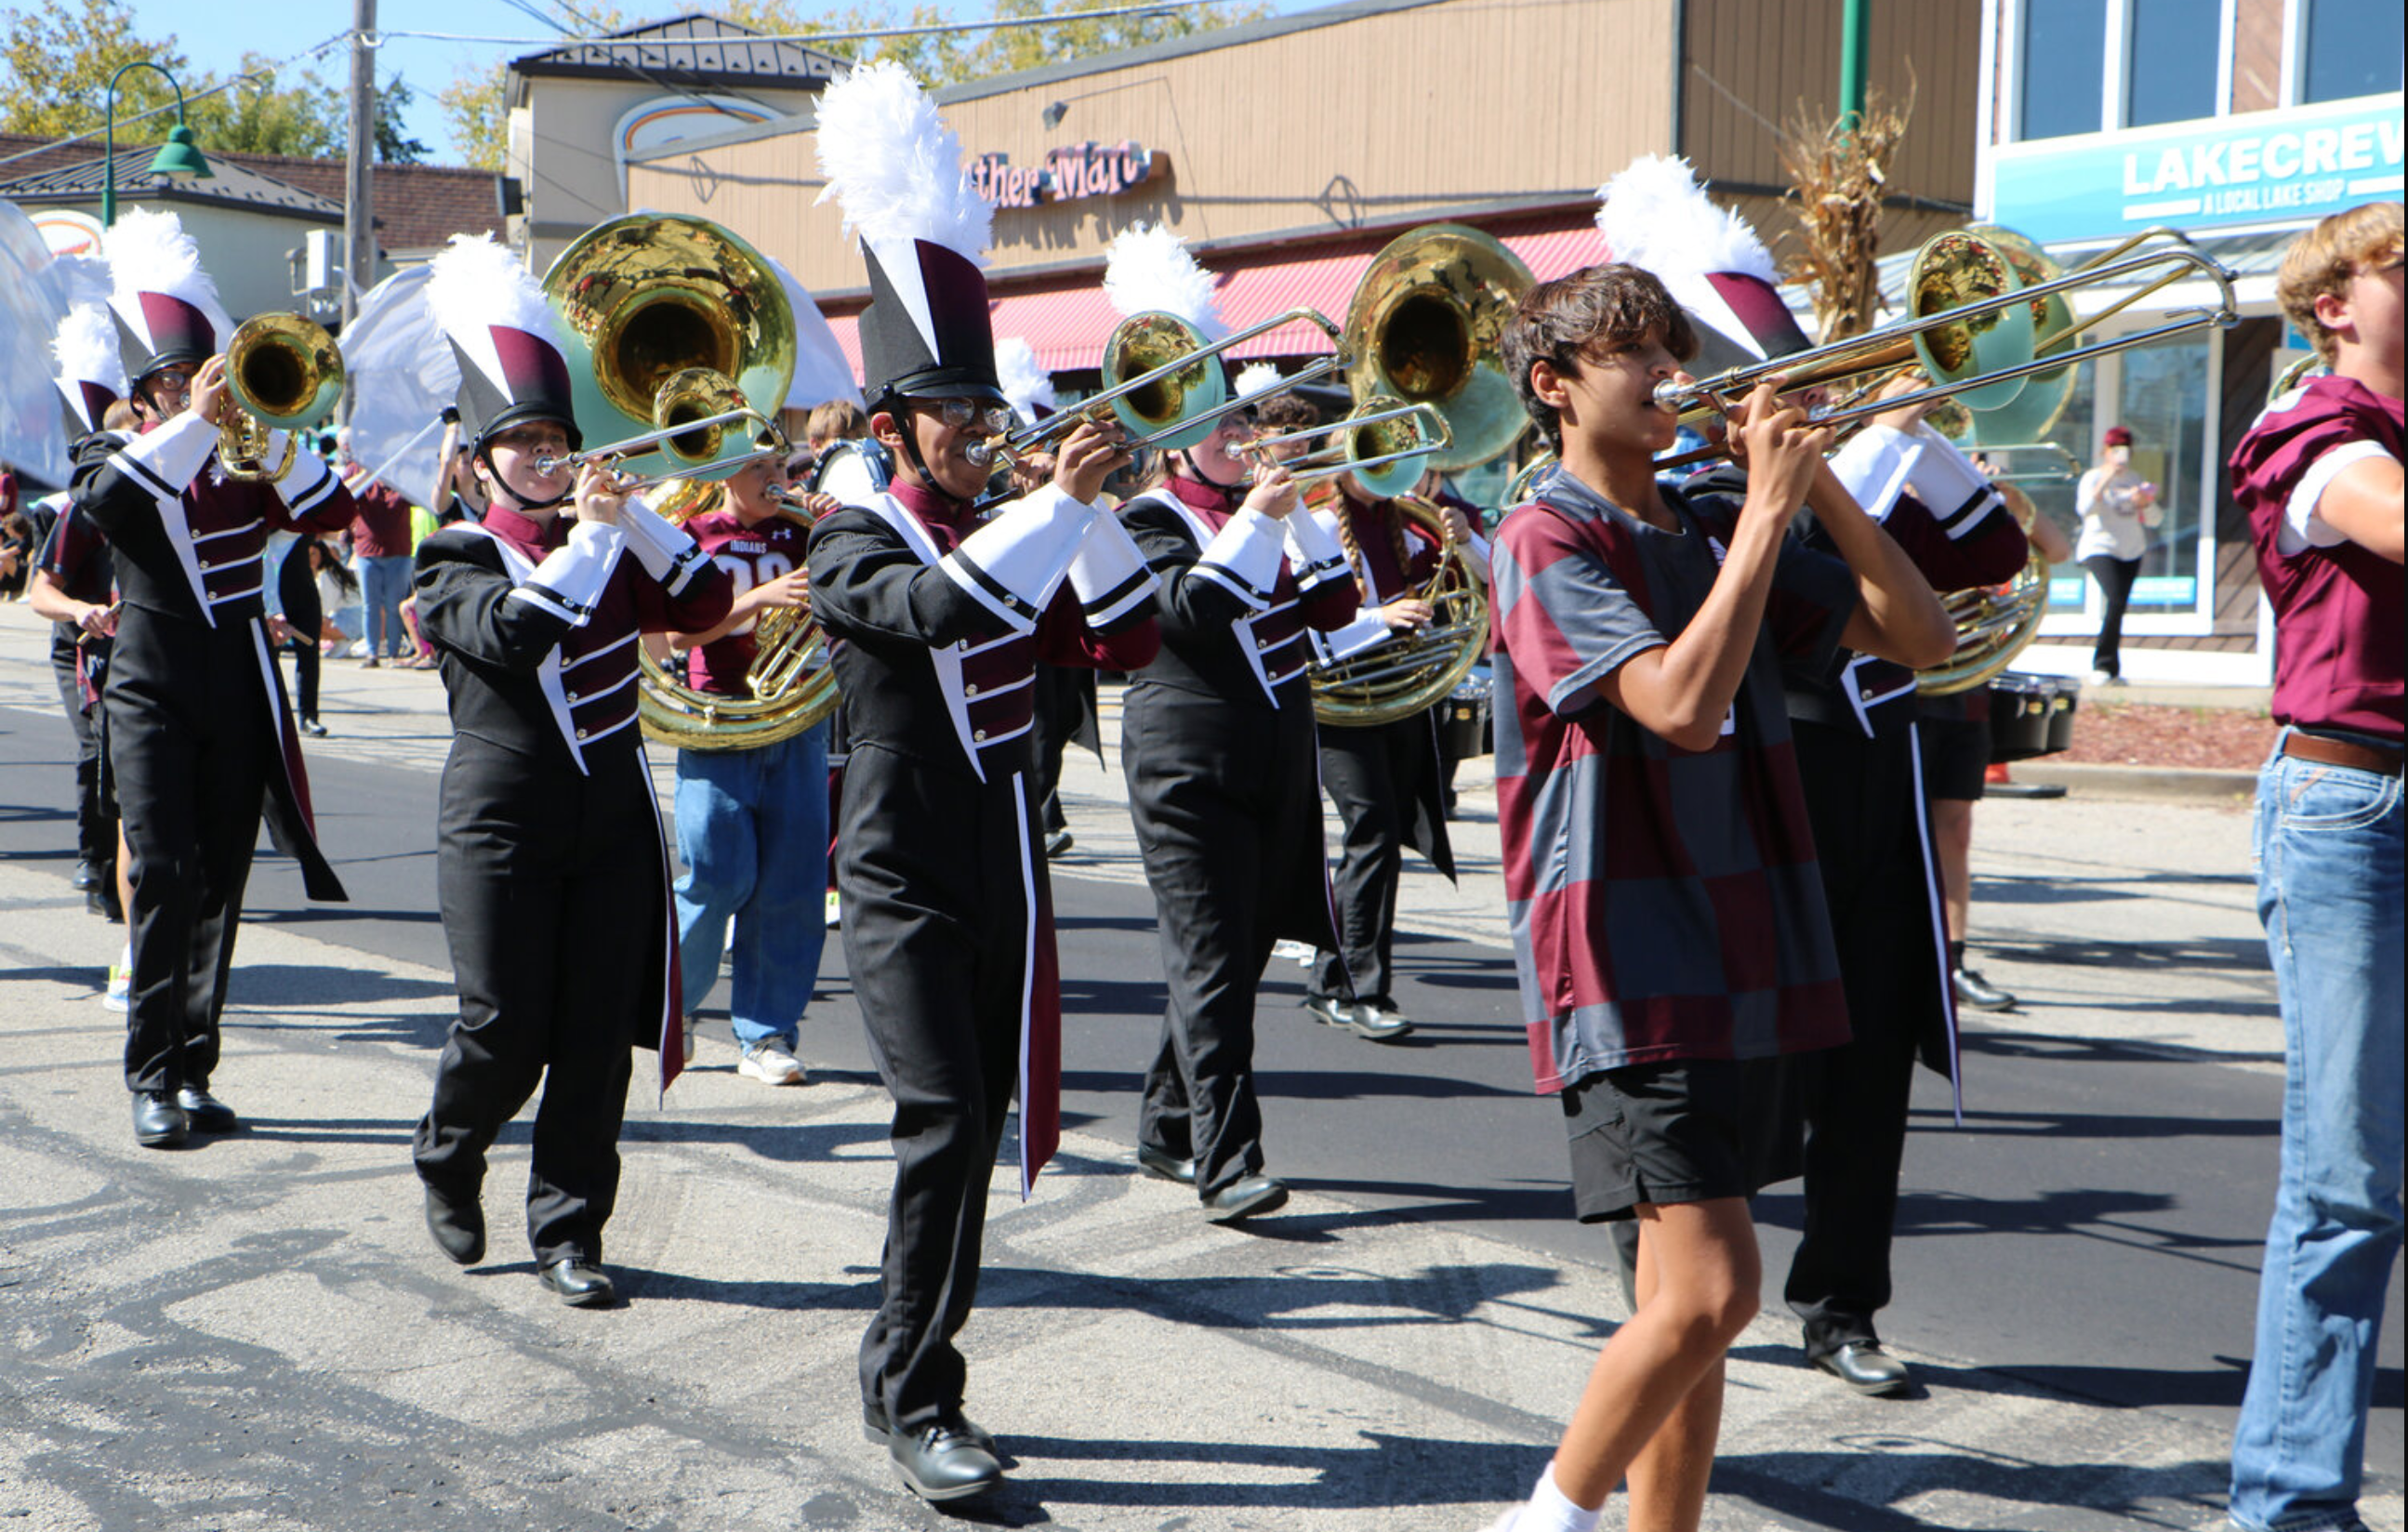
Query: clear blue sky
125,0,1307,166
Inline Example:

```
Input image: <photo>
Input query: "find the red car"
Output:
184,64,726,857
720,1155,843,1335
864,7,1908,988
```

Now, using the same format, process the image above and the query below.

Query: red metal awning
818,209,1608,390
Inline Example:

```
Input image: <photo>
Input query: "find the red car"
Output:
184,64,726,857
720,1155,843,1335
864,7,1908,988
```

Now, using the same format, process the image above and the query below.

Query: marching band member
1104,229,1361,1220
73,209,355,1149
30,277,126,922
806,64,1160,1502
408,235,734,1308
1301,426,1488,1041
1485,254,1951,1532
999,336,1092,856
665,452,833,1089
1600,156,2030,1397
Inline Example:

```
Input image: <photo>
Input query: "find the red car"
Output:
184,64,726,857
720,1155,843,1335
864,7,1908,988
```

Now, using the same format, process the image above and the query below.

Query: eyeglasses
920,398,1015,435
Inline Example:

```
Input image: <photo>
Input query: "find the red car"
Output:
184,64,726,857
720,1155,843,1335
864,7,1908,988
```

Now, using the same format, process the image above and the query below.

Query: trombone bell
1103,310,1228,450
1907,231,2032,412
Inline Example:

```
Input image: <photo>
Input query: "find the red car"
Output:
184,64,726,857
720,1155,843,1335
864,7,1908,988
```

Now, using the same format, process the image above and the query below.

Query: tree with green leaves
1,0,425,163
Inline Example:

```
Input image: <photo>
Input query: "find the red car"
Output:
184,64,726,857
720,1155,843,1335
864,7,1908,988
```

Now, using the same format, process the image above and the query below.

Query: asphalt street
0,611,2399,1530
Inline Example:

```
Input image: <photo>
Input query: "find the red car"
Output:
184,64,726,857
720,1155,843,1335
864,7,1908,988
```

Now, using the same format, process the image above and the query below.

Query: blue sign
1988,94,2403,244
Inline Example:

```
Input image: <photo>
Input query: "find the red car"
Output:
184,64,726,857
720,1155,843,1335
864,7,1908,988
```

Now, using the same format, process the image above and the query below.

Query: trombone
1242,398,1453,495
967,306,1350,469
1655,229,2238,436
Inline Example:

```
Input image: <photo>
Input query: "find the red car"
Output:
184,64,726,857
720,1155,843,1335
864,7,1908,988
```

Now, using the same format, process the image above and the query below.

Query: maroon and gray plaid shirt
1489,468,1858,1093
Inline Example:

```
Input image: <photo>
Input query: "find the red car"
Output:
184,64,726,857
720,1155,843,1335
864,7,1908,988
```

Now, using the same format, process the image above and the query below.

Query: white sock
1514,1463,1599,1532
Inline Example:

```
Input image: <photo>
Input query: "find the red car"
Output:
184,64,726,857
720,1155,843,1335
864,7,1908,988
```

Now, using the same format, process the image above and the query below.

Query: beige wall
71,198,377,322
629,0,1680,296
513,73,822,274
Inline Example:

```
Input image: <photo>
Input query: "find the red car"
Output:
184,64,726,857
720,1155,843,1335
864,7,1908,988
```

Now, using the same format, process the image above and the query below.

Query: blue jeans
356,554,413,658
673,725,830,1050
2229,730,2404,1532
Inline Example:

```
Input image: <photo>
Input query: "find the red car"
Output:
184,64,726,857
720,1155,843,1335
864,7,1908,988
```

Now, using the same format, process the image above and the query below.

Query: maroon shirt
348,477,416,559
681,505,813,696
2232,374,2404,744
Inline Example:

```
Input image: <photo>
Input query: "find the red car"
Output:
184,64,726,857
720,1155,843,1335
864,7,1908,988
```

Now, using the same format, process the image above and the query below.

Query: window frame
1997,0,2239,142
2282,0,2406,106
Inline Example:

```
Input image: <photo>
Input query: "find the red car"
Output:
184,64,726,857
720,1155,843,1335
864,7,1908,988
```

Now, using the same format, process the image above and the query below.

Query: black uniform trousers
839,743,1037,1434
1311,710,1449,1007
51,633,115,877
1126,686,1330,1196
1784,715,1944,1357
278,548,324,725
1026,662,1098,834
106,614,278,1095
413,737,656,1268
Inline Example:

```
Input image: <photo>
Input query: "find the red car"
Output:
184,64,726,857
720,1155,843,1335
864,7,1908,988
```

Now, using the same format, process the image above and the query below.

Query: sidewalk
0,602,2389,1531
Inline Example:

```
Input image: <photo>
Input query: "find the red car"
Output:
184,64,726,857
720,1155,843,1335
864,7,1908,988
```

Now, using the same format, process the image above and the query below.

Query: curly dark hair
1502,263,1697,451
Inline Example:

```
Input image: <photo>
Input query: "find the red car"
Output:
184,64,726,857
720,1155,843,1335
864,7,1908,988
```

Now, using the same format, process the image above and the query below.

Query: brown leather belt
2283,732,2407,776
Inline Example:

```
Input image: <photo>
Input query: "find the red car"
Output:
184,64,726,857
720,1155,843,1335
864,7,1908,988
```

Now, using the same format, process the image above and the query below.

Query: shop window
2027,361,2097,614
2126,0,2220,126
2019,0,2110,139
2113,330,2212,614
2300,0,2405,102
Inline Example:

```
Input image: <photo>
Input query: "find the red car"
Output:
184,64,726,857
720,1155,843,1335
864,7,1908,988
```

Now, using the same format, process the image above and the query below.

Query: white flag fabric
769,255,863,411
338,265,459,509
0,200,78,489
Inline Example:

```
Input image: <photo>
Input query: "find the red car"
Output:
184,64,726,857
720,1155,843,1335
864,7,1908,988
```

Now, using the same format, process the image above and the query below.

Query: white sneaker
2087,668,2125,687
681,1013,697,1065
102,954,131,1012
824,890,841,929
737,1040,806,1087
1271,939,1312,964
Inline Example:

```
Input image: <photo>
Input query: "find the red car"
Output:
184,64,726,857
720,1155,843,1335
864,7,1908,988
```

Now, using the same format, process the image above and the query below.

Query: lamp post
101,59,213,228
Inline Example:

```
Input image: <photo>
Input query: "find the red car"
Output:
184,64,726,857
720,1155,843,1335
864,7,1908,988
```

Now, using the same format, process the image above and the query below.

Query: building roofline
622,0,1455,163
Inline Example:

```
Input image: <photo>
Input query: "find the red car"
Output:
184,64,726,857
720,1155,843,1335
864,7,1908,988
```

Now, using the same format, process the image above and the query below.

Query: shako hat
103,208,232,385
49,254,125,436
1594,153,1812,376
424,233,582,453
815,62,1003,407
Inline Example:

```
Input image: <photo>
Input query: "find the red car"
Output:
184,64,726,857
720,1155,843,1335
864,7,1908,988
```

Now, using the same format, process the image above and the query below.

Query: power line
378,4,1201,47
0,29,352,170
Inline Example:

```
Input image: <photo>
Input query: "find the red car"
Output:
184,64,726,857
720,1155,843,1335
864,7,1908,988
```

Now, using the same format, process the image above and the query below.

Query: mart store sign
1987,94,2402,244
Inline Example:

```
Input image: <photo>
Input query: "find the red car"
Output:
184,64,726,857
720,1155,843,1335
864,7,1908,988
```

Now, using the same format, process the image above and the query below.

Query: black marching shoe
889,1421,1003,1502
131,1091,189,1149
1952,967,2017,1011
537,1257,617,1308
71,859,99,891
862,1403,998,1459
422,1183,485,1266
1136,1143,1197,1185
1813,1340,1913,1396
175,1086,238,1133
1202,1173,1289,1223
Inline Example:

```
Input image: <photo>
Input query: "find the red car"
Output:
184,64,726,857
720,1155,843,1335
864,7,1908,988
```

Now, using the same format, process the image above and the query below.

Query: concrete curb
2011,759,2258,803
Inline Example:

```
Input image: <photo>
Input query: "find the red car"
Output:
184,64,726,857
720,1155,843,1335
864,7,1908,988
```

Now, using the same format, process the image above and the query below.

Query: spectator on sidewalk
344,460,416,666
2074,425,2161,685
2225,200,2403,1532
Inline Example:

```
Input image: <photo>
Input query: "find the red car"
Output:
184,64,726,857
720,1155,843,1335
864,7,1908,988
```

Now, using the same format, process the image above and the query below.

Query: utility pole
1838,0,1870,125
341,0,377,332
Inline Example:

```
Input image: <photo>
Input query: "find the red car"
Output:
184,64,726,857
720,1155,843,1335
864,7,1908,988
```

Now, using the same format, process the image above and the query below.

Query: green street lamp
101,59,213,228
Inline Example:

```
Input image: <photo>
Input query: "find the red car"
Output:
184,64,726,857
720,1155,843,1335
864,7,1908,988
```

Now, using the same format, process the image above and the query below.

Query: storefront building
622,0,1982,498
1973,0,2401,685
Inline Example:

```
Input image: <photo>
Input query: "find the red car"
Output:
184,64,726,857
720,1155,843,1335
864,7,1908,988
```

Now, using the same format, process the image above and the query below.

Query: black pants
1026,663,1090,834
837,749,1035,1433
51,638,116,875
1784,718,1944,1356
2084,555,2140,677
1127,690,1326,1198
107,624,276,1096
1312,715,1432,1007
414,740,657,1268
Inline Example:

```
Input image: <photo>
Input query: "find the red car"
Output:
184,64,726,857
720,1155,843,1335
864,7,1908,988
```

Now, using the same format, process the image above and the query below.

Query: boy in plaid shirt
1482,264,1951,1532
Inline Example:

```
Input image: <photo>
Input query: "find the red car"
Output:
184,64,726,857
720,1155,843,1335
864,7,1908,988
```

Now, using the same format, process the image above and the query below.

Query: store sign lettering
971,142,1161,209
1985,92,2402,244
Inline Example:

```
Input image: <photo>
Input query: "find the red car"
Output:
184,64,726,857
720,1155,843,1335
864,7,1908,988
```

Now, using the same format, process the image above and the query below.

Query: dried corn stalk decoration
1777,74,1916,343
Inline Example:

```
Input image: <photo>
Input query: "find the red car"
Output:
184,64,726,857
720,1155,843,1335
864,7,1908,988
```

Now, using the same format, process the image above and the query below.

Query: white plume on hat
995,336,1056,426
1232,362,1284,401
1594,153,1778,297
54,302,126,394
814,59,991,267
102,206,232,350
43,251,113,313
1104,222,1225,340
424,232,566,412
